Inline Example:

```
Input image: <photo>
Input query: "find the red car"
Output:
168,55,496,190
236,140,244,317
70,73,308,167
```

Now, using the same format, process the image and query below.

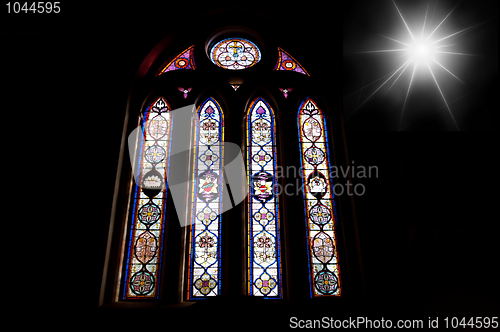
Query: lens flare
345,0,491,130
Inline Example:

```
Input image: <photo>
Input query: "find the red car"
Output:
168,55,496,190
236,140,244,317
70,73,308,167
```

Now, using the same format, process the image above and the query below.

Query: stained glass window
246,97,282,298
187,97,224,299
298,98,341,297
210,38,261,70
274,47,309,76
157,45,196,76
122,97,172,299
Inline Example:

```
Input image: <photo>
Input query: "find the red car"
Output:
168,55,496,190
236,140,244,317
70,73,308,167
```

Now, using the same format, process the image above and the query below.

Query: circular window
210,37,261,70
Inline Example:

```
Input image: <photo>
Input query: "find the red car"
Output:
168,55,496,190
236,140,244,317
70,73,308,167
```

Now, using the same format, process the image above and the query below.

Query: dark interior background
2,0,497,325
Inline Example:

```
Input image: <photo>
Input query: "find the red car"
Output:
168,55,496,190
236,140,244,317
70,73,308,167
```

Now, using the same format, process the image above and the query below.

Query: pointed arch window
246,97,282,298
122,97,172,299
298,98,341,297
210,38,261,70
187,97,224,299
274,47,309,76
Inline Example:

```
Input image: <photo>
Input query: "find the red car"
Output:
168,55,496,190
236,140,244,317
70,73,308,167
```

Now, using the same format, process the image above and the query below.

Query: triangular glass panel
156,45,196,76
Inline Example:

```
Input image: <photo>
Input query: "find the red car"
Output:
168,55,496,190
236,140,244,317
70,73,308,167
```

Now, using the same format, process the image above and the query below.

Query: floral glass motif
274,47,309,76
178,87,192,99
157,45,196,76
279,87,293,99
298,98,341,297
187,97,224,299
210,38,261,70
247,97,282,298
123,97,172,299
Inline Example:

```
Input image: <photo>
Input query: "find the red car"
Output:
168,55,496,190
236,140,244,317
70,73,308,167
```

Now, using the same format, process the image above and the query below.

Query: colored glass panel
177,87,192,99
187,97,224,299
246,97,282,298
279,87,293,99
298,98,341,297
157,45,196,76
122,97,172,299
210,38,261,70
274,47,309,76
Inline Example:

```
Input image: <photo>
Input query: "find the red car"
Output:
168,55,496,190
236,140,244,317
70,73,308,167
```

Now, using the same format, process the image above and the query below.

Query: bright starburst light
347,0,489,130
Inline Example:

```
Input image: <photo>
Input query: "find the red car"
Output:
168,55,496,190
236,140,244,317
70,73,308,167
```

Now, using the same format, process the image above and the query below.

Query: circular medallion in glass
210,38,261,70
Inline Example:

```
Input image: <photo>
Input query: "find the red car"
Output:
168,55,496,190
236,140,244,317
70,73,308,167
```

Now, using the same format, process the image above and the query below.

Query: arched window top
210,38,262,70
156,45,196,76
196,97,224,143
274,47,309,76
146,97,170,115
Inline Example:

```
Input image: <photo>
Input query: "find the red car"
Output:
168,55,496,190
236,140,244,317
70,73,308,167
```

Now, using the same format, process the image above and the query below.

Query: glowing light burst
348,0,485,130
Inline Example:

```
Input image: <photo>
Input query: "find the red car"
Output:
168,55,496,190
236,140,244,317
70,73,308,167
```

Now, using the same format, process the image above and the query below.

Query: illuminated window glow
298,98,341,297
157,45,196,76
